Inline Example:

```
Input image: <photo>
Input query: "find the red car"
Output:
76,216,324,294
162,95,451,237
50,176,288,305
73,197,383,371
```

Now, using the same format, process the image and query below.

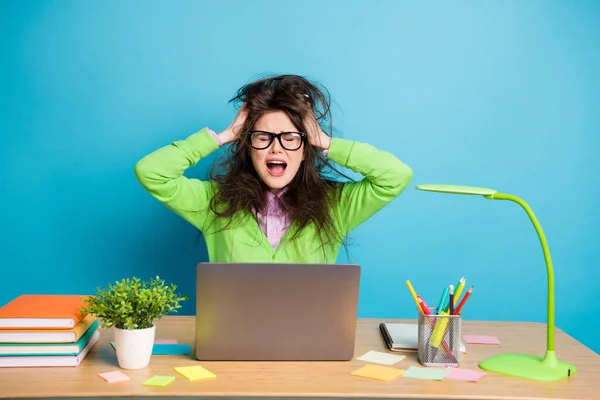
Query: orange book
0,295,90,329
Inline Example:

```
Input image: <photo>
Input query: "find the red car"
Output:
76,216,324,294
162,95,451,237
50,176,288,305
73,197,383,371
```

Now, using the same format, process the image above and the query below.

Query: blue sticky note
110,342,190,355
402,366,449,380
152,344,191,355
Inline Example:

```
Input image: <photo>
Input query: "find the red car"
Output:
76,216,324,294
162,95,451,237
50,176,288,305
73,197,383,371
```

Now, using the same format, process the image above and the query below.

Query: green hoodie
135,128,413,263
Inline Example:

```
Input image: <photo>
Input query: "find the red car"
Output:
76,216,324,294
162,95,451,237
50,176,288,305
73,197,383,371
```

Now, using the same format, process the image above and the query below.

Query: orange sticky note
351,364,405,382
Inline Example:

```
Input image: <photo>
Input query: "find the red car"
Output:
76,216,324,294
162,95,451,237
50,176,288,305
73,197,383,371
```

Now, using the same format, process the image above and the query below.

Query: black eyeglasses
249,131,306,151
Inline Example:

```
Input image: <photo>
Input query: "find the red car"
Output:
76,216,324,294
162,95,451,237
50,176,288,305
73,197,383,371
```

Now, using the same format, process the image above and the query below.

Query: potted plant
81,276,187,370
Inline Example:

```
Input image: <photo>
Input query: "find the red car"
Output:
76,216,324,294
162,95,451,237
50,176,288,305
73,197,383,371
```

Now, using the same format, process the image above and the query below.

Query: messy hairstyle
207,74,351,249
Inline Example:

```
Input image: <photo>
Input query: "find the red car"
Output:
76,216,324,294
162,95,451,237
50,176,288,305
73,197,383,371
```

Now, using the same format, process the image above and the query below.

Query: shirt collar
266,186,288,201
255,187,288,217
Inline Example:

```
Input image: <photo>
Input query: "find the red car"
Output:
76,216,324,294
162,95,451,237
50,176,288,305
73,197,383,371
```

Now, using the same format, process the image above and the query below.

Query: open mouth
266,160,287,177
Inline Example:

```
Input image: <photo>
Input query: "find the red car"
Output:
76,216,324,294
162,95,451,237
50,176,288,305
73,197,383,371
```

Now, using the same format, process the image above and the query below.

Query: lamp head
416,184,497,197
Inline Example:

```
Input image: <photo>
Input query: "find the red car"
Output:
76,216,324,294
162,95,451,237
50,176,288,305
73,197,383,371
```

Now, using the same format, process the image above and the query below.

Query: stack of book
0,294,100,367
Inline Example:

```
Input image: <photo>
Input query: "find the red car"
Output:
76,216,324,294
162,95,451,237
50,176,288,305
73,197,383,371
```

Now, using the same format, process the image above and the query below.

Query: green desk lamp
415,184,576,381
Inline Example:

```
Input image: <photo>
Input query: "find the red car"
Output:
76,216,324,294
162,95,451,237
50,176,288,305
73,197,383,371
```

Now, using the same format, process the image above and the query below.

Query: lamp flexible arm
487,193,554,352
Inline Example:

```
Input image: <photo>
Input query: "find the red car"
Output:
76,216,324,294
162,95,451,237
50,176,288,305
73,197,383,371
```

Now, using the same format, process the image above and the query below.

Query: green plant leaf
80,276,188,330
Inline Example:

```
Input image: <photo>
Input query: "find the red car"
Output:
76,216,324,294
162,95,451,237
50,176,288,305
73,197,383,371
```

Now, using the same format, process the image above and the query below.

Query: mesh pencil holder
417,307,461,367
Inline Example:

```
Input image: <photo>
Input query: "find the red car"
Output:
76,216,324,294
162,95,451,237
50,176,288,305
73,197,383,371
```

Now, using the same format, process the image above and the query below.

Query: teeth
268,161,285,164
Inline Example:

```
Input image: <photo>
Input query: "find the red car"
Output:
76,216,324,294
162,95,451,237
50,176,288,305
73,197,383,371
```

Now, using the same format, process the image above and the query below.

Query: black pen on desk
449,285,455,315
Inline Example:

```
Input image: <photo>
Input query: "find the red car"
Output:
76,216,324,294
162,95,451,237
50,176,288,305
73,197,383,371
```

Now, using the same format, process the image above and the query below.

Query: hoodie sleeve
134,127,219,231
326,138,413,235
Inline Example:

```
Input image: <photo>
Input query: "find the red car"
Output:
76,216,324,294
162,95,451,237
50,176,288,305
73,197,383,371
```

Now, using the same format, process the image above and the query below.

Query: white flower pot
113,325,155,369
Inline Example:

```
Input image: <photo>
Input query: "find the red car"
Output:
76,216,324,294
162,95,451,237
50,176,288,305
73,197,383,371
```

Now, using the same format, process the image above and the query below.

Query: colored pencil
449,285,455,315
405,280,423,313
454,277,466,306
454,287,473,315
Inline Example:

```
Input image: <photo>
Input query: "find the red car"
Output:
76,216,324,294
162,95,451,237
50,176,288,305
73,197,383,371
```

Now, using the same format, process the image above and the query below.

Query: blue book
0,321,98,356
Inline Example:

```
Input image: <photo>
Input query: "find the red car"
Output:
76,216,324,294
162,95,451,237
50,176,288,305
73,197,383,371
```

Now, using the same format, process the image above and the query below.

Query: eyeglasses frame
249,130,307,151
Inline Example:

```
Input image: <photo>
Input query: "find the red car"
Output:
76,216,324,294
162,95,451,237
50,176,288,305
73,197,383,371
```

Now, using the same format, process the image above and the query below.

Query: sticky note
142,375,175,387
98,370,129,383
350,364,405,382
110,342,190,355
402,366,449,380
174,365,217,381
153,344,191,355
155,339,178,344
462,335,501,345
445,367,487,382
356,350,405,365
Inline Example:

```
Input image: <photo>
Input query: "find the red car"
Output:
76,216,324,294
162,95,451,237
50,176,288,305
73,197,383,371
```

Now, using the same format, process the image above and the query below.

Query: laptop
194,262,361,361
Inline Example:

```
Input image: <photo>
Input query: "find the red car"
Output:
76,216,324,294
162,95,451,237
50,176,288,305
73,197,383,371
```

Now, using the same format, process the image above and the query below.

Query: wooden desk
0,317,597,400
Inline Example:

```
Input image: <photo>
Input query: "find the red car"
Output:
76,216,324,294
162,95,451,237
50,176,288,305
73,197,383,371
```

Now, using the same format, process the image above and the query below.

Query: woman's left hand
304,113,331,150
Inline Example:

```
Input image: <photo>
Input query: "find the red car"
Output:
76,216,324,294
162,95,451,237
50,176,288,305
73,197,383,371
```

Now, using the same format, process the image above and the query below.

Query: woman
135,74,413,263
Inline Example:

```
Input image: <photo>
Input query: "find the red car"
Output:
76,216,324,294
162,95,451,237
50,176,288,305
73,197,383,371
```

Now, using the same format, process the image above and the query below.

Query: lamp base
479,350,576,381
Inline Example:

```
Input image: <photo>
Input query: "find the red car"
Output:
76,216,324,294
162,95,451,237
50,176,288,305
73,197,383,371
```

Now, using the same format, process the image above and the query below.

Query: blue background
1,1,598,354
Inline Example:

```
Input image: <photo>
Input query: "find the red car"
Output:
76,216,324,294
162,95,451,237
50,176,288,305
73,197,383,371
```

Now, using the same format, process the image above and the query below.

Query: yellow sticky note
351,364,405,382
174,365,216,381
142,375,175,387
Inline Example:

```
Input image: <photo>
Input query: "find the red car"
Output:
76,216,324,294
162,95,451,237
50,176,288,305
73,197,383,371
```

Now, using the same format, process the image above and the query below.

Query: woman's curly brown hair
207,74,352,250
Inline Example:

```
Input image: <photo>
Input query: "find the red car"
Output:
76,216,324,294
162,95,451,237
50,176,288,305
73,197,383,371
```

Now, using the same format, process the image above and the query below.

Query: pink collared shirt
255,189,290,249
208,128,326,250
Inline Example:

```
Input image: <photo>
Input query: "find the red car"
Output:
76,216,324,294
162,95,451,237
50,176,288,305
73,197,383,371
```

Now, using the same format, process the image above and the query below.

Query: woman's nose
269,138,283,152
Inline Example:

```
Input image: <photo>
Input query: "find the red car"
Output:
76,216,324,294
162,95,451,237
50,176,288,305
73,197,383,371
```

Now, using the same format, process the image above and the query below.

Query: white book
0,330,100,367
379,323,466,353
0,330,82,343
0,317,97,344
0,324,98,356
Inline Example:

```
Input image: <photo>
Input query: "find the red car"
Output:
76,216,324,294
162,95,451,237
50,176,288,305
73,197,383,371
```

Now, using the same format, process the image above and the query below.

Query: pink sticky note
155,339,178,344
98,371,130,383
462,335,501,345
445,367,487,382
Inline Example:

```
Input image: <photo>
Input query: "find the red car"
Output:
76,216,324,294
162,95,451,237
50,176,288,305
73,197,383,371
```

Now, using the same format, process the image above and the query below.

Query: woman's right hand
218,104,248,145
